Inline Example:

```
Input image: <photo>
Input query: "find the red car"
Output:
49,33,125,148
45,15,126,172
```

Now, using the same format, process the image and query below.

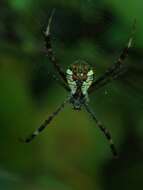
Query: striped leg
94,66,127,90
52,74,70,92
89,19,136,93
44,9,67,84
20,97,69,143
84,103,118,158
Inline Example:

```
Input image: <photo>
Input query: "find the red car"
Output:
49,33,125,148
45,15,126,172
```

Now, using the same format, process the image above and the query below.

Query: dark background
0,0,143,189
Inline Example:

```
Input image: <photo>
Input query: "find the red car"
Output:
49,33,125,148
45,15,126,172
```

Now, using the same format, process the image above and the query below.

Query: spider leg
94,66,127,90
52,74,70,92
84,103,118,158
89,19,136,93
20,97,70,143
43,9,69,89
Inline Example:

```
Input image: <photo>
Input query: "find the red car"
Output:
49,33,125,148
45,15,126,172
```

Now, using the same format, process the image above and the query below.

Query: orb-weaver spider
21,10,136,158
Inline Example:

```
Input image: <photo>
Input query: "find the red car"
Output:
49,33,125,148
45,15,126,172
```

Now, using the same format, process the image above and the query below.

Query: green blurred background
0,0,143,189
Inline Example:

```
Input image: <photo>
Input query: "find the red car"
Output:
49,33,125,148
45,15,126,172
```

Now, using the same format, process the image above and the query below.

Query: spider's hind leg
84,103,118,158
20,97,70,143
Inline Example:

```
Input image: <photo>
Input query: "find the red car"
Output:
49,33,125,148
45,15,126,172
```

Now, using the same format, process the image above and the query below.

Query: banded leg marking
20,97,69,143
44,9,67,84
89,19,136,93
84,103,118,158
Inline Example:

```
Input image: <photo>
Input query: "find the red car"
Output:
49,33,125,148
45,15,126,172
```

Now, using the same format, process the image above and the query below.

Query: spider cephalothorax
21,10,136,158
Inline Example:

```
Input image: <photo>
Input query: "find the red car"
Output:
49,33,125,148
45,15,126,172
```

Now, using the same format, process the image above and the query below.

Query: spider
21,10,136,158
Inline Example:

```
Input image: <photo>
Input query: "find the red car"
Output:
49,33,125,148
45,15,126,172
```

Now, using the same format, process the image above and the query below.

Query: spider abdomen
66,64,94,95
81,70,94,95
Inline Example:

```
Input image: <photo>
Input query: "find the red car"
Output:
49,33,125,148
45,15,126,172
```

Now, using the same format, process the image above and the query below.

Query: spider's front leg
44,9,69,91
89,19,136,93
84,103,118,158
20,97,69,143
